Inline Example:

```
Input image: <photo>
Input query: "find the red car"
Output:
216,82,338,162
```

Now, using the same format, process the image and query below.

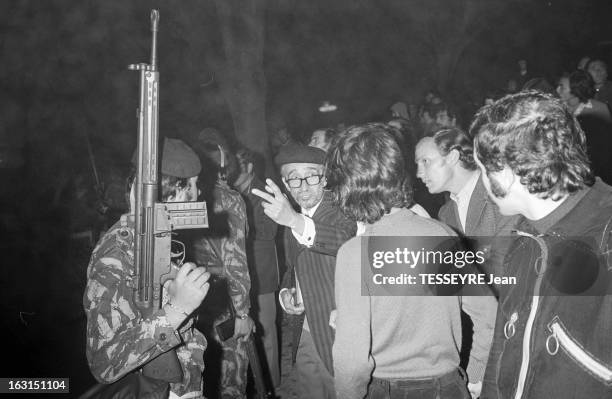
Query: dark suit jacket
281,190,356,374
438,175,521,283
438,175,519,381
438,175,519,248
243,176,279,294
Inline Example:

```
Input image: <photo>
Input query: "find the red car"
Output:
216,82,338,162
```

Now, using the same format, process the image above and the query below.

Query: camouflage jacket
83,215,206,397
193,182,250,314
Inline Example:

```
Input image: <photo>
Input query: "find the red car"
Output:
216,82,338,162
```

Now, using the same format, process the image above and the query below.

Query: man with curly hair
472,91,612,398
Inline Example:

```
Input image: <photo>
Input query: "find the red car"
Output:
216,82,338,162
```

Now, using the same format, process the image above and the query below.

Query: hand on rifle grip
167,262,210,316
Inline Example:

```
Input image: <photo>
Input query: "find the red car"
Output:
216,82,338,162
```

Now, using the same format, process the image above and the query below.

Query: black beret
161,138,201,178
131,137,201,178
274,143,326,166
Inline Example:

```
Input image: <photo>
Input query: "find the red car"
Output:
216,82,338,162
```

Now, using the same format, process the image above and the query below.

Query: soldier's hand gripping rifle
129,9,208,383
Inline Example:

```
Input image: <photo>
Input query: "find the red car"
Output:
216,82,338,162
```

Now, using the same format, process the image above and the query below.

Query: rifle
216,316,273,398
245,334,275,399
129,9,208,382
83,130,109,217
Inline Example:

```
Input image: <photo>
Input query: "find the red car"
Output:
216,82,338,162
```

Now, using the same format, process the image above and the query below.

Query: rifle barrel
150,10,159,70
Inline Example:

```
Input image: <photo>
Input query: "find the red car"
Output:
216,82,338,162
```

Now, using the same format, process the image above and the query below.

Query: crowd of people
82,55,612,399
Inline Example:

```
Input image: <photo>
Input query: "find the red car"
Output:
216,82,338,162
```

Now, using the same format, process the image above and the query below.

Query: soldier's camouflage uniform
194,182,250,399
84,215,207,398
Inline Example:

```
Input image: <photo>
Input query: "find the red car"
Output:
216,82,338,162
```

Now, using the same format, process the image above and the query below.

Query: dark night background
2,0,612,396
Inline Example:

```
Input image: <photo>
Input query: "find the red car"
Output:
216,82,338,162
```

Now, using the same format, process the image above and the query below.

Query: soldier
234,147,281,390
84,138,210,398
192,142,253,399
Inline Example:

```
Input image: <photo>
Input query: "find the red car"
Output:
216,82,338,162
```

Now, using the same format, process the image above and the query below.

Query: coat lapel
449,201,463,234
465,176,488,235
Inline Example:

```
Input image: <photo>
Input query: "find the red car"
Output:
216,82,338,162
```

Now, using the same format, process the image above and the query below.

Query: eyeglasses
284,174,323,188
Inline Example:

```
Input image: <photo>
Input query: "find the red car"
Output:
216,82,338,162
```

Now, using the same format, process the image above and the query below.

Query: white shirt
449,171,480,232
279,199,322,331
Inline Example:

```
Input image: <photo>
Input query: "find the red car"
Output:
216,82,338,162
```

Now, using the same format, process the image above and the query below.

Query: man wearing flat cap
252,144,356,399
84,138,210,398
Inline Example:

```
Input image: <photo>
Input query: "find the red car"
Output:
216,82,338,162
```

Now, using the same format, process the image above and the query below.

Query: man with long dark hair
329,123,482,399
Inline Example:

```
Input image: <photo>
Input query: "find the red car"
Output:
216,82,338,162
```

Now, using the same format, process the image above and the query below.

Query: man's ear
247,162,253,175
496,166,516,190
446,148,460,166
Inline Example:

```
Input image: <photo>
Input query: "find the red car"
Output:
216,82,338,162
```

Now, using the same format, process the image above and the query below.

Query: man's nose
416,166,424,179
297,182,309,192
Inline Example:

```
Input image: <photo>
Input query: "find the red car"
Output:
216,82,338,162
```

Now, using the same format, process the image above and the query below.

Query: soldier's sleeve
222,193,251,315
193,232,223,275
83,248,182,383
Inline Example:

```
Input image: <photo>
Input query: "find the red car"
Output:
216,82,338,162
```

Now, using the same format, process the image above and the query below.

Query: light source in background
318,100,338,113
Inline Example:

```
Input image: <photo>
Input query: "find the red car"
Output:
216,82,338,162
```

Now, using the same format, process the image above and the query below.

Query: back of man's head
568,70,597,103
326,123,413,224
432,127,477,171
236,147,265,178
470,91,594,200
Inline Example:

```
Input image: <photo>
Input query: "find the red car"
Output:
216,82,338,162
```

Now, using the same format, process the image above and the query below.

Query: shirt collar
450,170,480,205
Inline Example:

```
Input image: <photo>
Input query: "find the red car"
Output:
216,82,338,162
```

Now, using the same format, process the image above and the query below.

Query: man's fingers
200,282,210,297
265,178,284,198
176,262,196,280
329,309,338,329
185,267,206,282
262,202,280,215
284,303,304,315
193,271,211,287
262,208,278,221
251,188,276,204
289,305,305,315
